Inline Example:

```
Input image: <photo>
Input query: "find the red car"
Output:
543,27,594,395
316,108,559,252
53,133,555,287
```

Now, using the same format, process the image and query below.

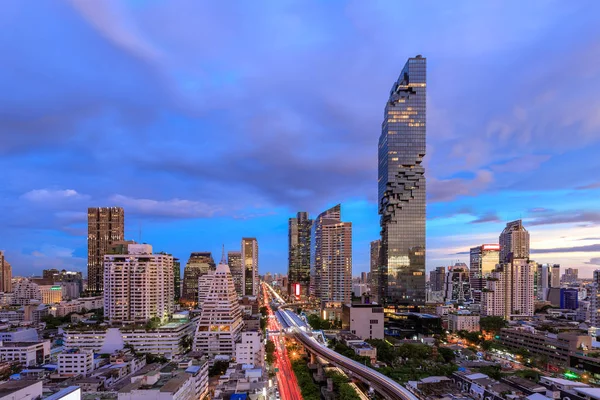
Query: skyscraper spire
221,244,226,264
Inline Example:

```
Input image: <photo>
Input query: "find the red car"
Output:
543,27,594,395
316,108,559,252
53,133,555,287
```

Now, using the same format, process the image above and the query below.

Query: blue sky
1,1,600,277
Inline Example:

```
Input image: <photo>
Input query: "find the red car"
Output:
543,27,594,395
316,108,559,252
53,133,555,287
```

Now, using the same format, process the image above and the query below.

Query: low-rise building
0,340,50,366
0,380,43,400
235,331,264,367
341,303,384,340
213,364,265,400
58,349,95,376
447,312,480,332
348,342,377,364
0,328,38,342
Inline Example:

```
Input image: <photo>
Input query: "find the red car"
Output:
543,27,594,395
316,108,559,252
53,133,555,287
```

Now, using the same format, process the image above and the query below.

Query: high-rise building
42,269,83,300
536,263,562,300
499,220,530,263
378,55,427,306
443,264,471,304
551,264,561,288
104,243,174,324
87,207,125,293
288,212,312,299
469,244,500,302
173,258,181,302
311,204,352,304
0,251,12,293
561,268,579,284
242,238,259,296
227,251,243,297
429,266,446,292
481,259,535,320
590,270,600,329
182,252,215,306
193,259,243,358
369,240,381,302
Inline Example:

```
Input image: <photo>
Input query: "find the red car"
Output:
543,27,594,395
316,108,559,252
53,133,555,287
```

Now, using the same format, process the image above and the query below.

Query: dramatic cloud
429,170,494,203
586,258,600,265
532,244,600,254
470,212,501,224
528,211,600,226
21,189,89,202
109,194,220,219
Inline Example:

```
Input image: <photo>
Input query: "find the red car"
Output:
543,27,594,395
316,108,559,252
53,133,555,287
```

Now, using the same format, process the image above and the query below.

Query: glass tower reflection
378,55,426,306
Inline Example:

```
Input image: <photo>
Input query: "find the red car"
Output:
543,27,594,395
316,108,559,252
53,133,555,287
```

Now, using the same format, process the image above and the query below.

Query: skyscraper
369,240,381,301
104,243,174,324
443,264,471,304
429,266,446,292
227,251,243,297
242,238,259,296
288,212,312,299
193,258,243,358
87,207,124,293
469,244,500,302
590,270,600,329
551,264,561,287
173,258,181,302
378,55,427,306
182,252,215,306
0,251,12,293
561,268,579,284
499,220,530,262
481,259,535,319
311,204,352,304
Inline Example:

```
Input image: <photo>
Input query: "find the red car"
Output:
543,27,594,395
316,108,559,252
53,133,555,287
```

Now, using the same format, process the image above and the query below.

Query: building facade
469,244,500,302
181,252,215,306
369,240,381,302
590,270,600,329
58,350,95,376
0,251,12,293
104,244,174,324
378,55,427,306
242,238,259,297
448,313,480,332
429,266,446,292
235,331,264,367
311,204,352,304
499,219,530,262
288,212,312,299
341,304,384,340
562,268,579,284
87,207,125,293
443,264,471,304
227,251,243,297
481,259,535,319
193,261,243,359
173,259,181,302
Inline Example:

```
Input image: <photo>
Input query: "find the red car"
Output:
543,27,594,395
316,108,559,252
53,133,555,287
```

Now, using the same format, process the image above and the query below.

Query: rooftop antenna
220,244,226,264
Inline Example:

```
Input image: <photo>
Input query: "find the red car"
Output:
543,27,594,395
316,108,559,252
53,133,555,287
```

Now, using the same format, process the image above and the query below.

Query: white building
0,380,43,400
193,259,243,358
235,331,264,367
482,259,535,320
341,304,384,340
590,270,600,329
39,284,63,304
11,279,41,305
0,328,38,342
119,370,196,400
197,271,215,310
448,312,480,332
104,244,174,324
58,349,95,376
0,340,50,366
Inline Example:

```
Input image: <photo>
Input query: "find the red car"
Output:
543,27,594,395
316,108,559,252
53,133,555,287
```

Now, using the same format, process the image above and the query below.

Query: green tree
259,306,268,317
265,340,276,364
438,347,456,363
209,360,230,377
479,316,508,333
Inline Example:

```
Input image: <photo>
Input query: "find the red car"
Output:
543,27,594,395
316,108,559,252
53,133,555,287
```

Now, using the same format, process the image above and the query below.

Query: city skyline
2,2,600,277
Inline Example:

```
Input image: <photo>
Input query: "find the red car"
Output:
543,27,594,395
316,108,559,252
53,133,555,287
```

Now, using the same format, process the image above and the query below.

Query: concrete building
39,284,63,304
181,252,215,306
481,259,535,320
0,340,50,366
0,251,12,293
311,204,352,304
0,328,38,342
11,279,42,305
118,371,196,400
429,266,446,292
562,268,579,284
193,259,243,359
104,243,174,325
378,55,427,306
590,270,600,329
88,207,125,293
197,270,215,310
58,349,95,376
341,303,384,340
227,251,243,297
443,263,471,304
288,212,312,299
448,312,480,332
235,331,264,367
242,238,259,297
0,380,42,400
547,288,579,310
499,219,530,262
213,364,266,400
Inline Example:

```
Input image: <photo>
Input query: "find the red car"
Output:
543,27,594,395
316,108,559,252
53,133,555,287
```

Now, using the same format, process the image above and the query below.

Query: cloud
578,237,600,241
109,194,220,219
528,211,600,226
576,182,600,190
529,207,552,213
428,170,493,202
491,154,551,173
21,189,89,202
586,258,600,265
532,244,600,254
470,212,501,224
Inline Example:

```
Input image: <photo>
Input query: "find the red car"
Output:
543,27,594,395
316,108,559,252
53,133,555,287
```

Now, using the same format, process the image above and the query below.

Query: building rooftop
0,340,47,347
541,377,589,387
0,380,41,397
575,388,600,400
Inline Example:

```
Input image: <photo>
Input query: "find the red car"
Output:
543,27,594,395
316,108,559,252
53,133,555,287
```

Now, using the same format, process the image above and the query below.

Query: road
262,284,302,400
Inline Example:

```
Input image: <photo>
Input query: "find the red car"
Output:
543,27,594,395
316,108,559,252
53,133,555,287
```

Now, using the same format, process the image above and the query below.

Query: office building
235,331,264,367
443,264,471,304
87,207,125,293
104,244,174,324
43,270,84,300
448,312,480,332
227,251,243,297
288,212,312,299
481,259,535,319
11,279,42,305
0,340,50,366
562,268,579,284
469,244,500,302
590,270,600,329
0,381,43,400
378,55,427,306
341,303,384,340
552,264,561,287
311,204,352,304
181,252,215,306
58,349,95,376
547,288,579,310
242,238,259,296
369,240,381,302
193,259,243,359
0,251,12,293
429,266,446,292
173,258,181,302
499,219,530,262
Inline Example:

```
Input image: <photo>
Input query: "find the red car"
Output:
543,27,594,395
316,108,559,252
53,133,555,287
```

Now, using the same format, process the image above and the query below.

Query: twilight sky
2,1,600,278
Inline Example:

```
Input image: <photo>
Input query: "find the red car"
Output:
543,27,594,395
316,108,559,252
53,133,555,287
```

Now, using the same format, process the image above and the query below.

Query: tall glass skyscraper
288,212,313,299
378,55,426,306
